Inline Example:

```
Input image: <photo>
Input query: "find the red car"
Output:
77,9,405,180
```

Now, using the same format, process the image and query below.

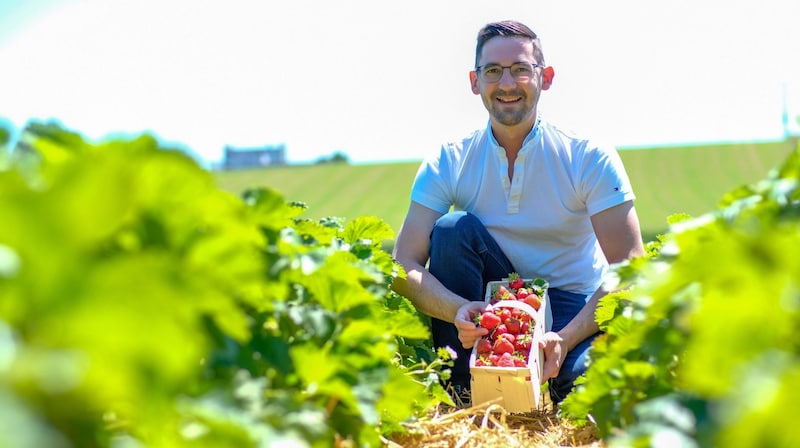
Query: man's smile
496,96,523,104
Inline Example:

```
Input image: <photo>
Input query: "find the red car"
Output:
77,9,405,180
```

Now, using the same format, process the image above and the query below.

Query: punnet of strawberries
472,273,547,368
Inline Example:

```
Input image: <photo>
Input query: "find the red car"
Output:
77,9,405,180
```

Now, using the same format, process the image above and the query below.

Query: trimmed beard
491,107,530,126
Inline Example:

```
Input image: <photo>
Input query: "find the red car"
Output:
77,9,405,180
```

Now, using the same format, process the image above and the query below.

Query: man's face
470,36,552,128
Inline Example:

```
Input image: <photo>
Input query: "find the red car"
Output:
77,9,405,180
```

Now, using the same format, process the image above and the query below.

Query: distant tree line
314,150,349,164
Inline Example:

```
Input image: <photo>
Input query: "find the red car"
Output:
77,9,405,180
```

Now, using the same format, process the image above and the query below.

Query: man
391,20,645,405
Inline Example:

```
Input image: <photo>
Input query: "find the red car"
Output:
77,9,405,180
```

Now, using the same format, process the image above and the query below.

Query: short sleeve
409,145,454,214
578,143,636,216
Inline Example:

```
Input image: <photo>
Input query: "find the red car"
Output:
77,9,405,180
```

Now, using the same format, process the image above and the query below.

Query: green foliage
561,143,800,447
0,127,9,147
0,121,448,447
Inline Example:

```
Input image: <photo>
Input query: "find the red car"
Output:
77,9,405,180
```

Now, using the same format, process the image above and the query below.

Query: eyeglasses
475,62,542,83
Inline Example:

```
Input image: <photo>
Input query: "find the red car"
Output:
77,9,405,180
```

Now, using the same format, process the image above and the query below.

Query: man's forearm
555,287,605,350
392,263,471,323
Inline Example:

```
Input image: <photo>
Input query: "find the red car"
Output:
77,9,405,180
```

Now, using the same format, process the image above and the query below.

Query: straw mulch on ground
384,394,603,448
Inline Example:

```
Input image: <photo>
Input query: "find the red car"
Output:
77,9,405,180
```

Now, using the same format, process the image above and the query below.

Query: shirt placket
506,120,540,214
507,152,523,214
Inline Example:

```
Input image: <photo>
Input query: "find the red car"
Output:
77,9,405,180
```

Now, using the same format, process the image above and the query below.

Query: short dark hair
475,20,545,68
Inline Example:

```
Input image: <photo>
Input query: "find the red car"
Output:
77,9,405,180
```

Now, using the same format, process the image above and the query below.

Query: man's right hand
454,301,490,349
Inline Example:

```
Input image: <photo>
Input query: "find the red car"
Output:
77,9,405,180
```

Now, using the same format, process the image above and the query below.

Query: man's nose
498,67,516,88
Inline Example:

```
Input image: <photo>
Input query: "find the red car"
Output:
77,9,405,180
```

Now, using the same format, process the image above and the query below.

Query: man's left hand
539,331,568,384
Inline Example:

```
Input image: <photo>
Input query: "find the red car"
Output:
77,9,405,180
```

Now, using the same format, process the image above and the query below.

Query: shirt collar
486,117,542,149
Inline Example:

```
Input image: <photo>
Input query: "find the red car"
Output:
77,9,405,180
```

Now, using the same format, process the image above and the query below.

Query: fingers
454,301,486,321
454,315,487,347
454,301,489,349
538,332,567,383
541,356,560,383
455,321,488,348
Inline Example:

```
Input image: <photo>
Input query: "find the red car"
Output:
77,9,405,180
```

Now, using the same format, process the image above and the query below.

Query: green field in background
213,139,797,244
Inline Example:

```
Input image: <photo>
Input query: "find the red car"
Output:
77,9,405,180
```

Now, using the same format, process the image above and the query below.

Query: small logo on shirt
613,187,620,192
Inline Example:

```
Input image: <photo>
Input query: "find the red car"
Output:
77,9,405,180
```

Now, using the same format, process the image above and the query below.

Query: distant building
223,144,287,169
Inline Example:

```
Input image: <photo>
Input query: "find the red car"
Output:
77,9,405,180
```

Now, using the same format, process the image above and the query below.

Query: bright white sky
1,0,798,165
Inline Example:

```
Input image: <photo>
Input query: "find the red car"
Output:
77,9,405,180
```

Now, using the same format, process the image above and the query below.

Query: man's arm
391,202,469,322
540,200,645,381
391,202,491,346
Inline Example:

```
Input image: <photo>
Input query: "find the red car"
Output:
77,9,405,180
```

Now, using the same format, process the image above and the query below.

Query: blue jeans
428,211,600,404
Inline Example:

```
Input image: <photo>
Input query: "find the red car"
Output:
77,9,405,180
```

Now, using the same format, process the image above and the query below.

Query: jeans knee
432,211,480,242
549,361,587,404
548,377,570,405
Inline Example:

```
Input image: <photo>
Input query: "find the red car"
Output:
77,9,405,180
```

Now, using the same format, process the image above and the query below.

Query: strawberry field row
0,122,449,447
561,142,800,447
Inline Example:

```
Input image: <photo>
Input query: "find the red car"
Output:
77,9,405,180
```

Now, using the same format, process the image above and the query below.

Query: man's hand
539,331,569,384
454,301,490,349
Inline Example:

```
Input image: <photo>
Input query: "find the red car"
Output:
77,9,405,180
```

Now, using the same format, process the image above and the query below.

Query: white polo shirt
410,118,636,295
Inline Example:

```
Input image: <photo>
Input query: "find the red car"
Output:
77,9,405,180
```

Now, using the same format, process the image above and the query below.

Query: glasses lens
510,63,534,81
480,65,503,82
479,63,536,82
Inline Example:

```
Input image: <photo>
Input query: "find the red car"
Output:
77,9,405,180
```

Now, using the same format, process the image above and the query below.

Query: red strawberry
508,273,524,290
505,317,521,334
494,323,509,337
522,294,541,311
493,285,516,301
492,338,515,355
476,337,492,355
516,288,529,299
512,356,527,367
475,311,501,330
514,334,532,352
499,332,516,344
497,352,515,367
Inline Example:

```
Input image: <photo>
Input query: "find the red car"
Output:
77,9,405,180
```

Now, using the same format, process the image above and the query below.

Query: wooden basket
469,279,550,413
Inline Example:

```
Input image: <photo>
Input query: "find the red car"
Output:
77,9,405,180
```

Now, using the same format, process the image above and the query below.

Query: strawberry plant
0,121,449,448
561,143,800,447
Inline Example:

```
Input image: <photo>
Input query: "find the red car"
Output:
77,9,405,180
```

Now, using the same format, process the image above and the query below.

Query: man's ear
470,71,480,94
542,66,555,90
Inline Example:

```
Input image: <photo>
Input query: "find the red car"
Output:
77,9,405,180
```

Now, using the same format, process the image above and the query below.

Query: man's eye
513,65,533,75
483,66,502,75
